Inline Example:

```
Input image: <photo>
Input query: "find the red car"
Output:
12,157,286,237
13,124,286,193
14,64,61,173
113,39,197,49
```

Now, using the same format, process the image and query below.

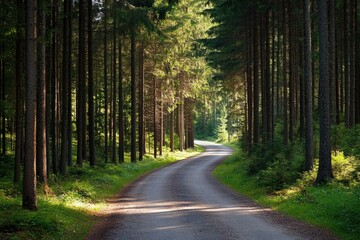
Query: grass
213,145,360,240
0,145,204,240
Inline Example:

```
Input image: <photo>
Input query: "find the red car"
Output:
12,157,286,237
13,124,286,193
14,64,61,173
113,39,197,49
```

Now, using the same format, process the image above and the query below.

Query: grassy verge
213,145,360,240
0,145,203,240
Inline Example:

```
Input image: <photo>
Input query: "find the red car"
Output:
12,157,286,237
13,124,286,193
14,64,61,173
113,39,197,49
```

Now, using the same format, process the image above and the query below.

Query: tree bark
36,0,47,188
104,0,108,162
60,0,70,174
282,0,288,145
14,0,24,184
112,12,117,164
253,9,259,144
118,39,124,163
316,0,333,184
130,26,136,163
77,0,86,166
23,0,37,210
138,42,144,160
88,0,95,166
304,0,314,171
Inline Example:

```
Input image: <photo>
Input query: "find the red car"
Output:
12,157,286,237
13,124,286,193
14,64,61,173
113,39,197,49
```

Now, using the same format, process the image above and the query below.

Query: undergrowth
213,142,360,240
0,145,203,240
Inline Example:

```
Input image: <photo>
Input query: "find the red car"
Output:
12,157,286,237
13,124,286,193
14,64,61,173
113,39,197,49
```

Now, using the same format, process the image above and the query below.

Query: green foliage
245,139,304,191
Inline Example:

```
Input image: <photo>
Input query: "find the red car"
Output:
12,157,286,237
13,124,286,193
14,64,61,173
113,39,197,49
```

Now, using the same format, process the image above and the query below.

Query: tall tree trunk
159,91,163,156
51,0,58,174
179,90,184,151
282,0,288,145
170,108,174,152
153,75,157,158
304,0,314,171
130,26,136,163
349,0,356,127
104,0,108,162
138,42,144,160
265,9,271,142
344,0,350,127
260,11,267,144
316,0,333,184
112,13,117,164
253,9,259,144
88,0,95,166
246,15,253,148
67,0,72,167
77,0,86,166
0,1,5,156
36,0,47,188
118,39,124,163
288,1,295,143
23,0,37,210
14,0,24,184
328,0,336,124
60,0,70,174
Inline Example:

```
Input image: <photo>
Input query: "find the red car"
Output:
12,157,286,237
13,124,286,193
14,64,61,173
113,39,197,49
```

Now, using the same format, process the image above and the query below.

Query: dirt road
87,141,338,240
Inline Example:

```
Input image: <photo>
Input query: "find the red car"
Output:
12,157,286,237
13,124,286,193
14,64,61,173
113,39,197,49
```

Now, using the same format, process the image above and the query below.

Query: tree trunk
60,0,70,174
23,0,37,210
14,0,24,184
36,0,47,188
159,91,163,156
88,0,95,166
304,0,314,171
349,0,356,127
112,13,117,164
316,0,333,184
170,108,174,152
138,42,144,160
130,26,136,163
118,39,124,163
328,0,336,124
282,0,288,145
153,74,157,158
67,0,73,167
77,0,86,166
253,9,259,144
51,0,58,174
104,0,108,162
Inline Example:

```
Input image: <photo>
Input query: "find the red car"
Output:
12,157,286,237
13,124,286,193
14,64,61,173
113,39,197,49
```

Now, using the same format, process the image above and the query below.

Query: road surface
87,141,338,240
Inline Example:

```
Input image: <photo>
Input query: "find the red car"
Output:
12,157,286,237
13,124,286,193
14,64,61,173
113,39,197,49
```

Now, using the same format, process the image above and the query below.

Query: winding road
87,141,338,240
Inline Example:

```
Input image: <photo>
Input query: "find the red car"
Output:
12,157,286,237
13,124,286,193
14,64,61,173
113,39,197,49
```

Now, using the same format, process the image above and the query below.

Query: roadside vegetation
214,132,360,240
0,146,203,240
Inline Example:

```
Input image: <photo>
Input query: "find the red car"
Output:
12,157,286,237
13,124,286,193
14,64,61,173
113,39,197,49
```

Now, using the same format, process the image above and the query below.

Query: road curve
87,141,338,240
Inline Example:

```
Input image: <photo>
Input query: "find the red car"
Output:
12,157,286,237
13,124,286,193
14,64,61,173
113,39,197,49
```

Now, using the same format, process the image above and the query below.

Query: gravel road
87,141,338,240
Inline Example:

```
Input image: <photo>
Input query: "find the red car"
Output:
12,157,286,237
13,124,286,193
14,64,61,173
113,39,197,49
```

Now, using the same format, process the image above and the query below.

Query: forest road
86,141,338,240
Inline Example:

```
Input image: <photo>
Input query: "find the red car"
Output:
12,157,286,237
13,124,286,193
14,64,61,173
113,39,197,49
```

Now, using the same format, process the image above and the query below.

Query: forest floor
87,141,338,240
0,147,203,240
